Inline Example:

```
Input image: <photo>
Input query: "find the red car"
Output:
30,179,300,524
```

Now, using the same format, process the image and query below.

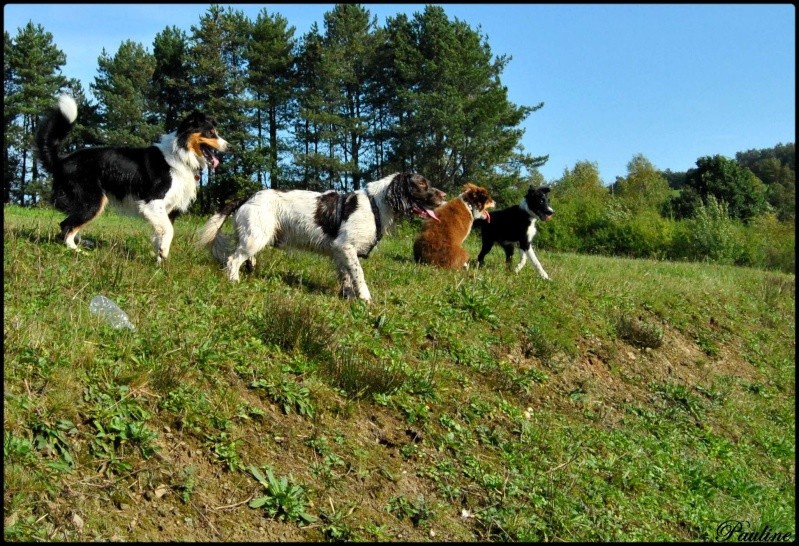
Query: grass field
3,204,795,541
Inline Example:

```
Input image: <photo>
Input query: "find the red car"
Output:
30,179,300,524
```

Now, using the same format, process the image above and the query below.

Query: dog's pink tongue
426,209,441,222
483,210,491,223
211,156,220,170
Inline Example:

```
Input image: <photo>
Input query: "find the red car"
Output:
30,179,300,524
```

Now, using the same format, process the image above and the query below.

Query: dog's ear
176,111,210,133
409,173,429,190
541,186,551,194
481,189,494,208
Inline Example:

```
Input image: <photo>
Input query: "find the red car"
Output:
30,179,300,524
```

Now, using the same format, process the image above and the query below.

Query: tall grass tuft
615,314,664,349
255,293,408,397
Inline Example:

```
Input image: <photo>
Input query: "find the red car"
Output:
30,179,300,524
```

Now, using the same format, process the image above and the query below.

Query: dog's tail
35,94,78,175
195,197,249,265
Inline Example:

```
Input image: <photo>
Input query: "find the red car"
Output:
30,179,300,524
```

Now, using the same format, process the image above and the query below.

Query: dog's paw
341,287,356,300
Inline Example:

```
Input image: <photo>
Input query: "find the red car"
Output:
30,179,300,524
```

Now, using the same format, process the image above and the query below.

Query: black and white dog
197,173,446,301
36,94,229,262
473,185,554,279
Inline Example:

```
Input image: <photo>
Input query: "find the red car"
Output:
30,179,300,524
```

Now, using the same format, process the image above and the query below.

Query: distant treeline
540,150,794,273
4,4,794,272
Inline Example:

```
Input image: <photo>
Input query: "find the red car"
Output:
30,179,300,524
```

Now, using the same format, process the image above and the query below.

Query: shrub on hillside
669,196,744,265
588,206,674,259
737,213,795,273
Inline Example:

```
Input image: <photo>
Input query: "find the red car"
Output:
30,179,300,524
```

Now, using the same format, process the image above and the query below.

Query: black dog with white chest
473,185,554,279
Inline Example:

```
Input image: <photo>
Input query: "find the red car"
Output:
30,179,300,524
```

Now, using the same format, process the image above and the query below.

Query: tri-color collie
35,94,229,263
197,173,446,302
413,183,495,269
473,185,554,279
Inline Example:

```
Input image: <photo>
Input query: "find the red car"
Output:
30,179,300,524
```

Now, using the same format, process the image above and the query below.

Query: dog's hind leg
59,194,108,251
454,247,470,270
225,208,274,282
226,235,269,281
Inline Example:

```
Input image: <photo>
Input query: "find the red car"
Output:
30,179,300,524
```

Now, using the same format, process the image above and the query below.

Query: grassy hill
3,204,795,541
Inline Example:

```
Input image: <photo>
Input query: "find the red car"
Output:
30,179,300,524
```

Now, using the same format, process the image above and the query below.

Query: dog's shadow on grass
275,271,337,296
7,227,111,252
8,227,158,263
385,252,415,264
6,227,59,246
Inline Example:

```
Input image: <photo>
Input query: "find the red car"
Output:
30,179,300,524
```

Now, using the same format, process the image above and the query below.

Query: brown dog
413,183,495,269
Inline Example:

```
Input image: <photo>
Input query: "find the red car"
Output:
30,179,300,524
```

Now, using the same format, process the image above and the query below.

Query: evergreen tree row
4,4,547,212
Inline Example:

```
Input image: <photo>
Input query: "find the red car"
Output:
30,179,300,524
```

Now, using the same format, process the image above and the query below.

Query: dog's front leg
333,246,371,302
140,201,173,264
526,248,549,280
336,267,356,300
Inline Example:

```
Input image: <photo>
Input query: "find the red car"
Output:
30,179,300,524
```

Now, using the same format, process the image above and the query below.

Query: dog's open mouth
412,204,440,222
201,144,221,170
482,210,491,223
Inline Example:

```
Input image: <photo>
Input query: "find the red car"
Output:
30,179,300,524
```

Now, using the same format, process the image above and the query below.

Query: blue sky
4,3,795,184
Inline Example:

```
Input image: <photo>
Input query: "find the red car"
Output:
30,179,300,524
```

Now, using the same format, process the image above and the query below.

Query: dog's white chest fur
156,133,200,213
526,218,538,241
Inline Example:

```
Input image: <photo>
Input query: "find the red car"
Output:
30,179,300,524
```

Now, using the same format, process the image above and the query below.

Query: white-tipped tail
58,94,78,124
196,213,235,265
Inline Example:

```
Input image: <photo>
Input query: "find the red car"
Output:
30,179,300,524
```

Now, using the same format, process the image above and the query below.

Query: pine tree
383,6,545,193
152,26,193,130
246,9,297,189
189,5,256,212
5,22,68,204
91,40,161,147
292,24,345,190
319,4,380,190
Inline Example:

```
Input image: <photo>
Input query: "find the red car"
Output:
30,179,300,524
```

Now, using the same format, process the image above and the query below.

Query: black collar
361,191,383,258
367,192,383,244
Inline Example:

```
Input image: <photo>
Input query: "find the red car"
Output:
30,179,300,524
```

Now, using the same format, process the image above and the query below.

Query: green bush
589,207,674,259
540,192,793,273
738,213,795,273
670,197,743,265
